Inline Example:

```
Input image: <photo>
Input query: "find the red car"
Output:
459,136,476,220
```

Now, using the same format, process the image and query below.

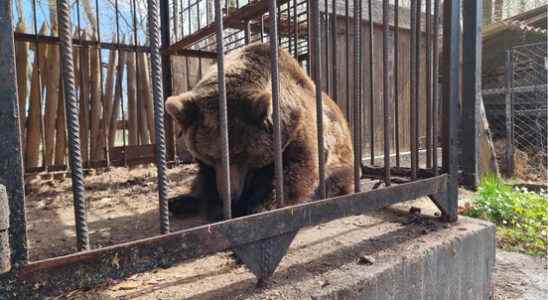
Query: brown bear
165,42,355,220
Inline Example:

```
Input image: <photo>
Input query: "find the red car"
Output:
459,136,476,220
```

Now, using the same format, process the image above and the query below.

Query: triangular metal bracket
232,231,298,285
428,192,456,222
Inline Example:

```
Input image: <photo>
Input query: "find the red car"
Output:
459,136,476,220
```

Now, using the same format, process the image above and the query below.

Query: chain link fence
484,42,547,182
511,42,547,181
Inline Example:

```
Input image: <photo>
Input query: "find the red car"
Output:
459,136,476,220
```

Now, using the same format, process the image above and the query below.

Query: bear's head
166,43,306,204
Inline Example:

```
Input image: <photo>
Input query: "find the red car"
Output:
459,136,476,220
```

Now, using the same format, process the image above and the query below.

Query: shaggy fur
166,42,354,220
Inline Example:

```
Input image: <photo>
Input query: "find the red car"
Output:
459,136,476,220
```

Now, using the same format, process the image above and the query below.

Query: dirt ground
24,165,546,299
25,164,205,260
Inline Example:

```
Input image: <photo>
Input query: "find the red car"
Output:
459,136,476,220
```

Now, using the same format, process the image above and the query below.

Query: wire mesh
511,42,547,181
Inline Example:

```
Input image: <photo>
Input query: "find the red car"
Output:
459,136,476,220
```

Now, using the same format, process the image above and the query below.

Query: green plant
463,176,547,256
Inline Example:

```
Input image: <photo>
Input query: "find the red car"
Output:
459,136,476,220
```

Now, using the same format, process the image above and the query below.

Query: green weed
462,176,547,256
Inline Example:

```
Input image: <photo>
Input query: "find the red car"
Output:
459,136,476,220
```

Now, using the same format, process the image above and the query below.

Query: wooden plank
14,19,28,148
43,21,61,167
138,52,155,144
25,23,48,168
89,34,103,160
126,52,138,146
78,30,90,162
101,42,117,150
108,48,128,148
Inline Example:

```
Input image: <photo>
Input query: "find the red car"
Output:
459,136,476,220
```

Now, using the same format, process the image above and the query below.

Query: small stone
357,255,375,265
320,280,330,288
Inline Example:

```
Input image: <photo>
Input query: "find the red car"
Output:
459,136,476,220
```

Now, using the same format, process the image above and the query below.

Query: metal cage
0,0,465,297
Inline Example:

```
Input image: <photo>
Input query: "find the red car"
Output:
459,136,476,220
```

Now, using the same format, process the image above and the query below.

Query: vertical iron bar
426,0,432,168
368,0,374,166
33,0,47,170
345,0,350,122
57,0,90,251
161,0,176,162
394,0,400,167
293,0,298,57
441,0,460,221
504,50,514,177
95,0,110,166
151,0,171,233
261,15,265,43
331,0,338,104
353,0,361,192
382,0,391,186
311,0,326,199
287,1,292,55
432,0,439,175
244,20,251,44
414,0,421,173
462,0,482,189
215,0,232,218
132,0,140,145
269,0,285,206
414,0,422,173
324,2,330,96
410,0,417,179
0,0,28,266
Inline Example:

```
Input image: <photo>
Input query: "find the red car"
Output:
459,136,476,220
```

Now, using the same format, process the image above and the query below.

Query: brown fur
166,43,355,220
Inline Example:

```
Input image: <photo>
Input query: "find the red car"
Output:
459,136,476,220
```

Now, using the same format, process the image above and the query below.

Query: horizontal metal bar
1,175,447,297
14,32,150,53
482,84,548,95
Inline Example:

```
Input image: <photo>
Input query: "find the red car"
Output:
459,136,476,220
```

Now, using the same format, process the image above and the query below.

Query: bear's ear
165,93,200,129
242,90,273,126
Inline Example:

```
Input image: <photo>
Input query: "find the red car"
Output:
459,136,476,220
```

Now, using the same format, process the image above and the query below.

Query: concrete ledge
88,209,496,300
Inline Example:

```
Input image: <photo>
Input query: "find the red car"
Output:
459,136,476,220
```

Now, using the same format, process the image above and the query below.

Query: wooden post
126,52,138,146
89,34,103,160
44,20,61,167
15,19,28,147
137,52,151,144
139,53,155,144
79,30,90,163
109,49,128,148
102,41,117,149
54,78,66,166
25,24,47,169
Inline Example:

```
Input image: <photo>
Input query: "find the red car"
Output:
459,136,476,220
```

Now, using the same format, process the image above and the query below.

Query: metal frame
0,0,465,297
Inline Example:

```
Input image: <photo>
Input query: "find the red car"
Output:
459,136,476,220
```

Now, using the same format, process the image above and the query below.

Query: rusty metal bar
426,0,433,169
331,0,338,104
58,0,90,251
442,0,461,221
0,1,26,267
382,0,391,186
368,0,375,166
95,0,110,166
215,0,232,218
345,0,350,122
353,0,362,192
414,0,422,174
309,0,326,199
410,0,417,180
432,0,440,175
324,2,330,96
269,0,285,206
394,0,401,168
2,174,447,298
151,0,171,232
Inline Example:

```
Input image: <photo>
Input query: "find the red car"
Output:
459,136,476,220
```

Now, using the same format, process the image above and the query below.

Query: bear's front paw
168,195,201,217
